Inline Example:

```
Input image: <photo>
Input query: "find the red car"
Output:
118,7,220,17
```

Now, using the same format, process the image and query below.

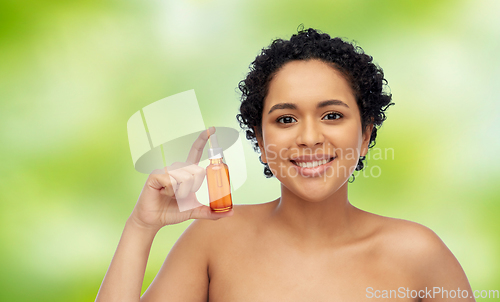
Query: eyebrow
267,99,349,114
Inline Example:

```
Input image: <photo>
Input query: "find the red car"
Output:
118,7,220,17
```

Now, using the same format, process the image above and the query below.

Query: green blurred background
1,0,499,300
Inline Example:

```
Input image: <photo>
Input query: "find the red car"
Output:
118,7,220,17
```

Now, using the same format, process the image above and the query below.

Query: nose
296,117,324,147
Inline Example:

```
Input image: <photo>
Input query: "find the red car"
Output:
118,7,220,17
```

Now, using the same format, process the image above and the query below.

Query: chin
284,180,346,203
299,189,338,203
300,194,331,203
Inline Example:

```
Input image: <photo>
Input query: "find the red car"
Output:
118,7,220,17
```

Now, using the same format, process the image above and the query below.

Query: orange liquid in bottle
206,158,233,212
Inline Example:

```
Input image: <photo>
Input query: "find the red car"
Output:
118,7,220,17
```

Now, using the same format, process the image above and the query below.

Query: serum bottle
206,133,233,212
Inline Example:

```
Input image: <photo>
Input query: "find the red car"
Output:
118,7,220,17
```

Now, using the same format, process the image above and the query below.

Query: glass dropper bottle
206,131,233,212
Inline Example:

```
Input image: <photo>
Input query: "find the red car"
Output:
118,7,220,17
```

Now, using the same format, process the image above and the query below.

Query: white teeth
294,158,332,168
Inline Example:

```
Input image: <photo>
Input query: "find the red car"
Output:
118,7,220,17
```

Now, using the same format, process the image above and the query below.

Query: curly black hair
236,26,394,182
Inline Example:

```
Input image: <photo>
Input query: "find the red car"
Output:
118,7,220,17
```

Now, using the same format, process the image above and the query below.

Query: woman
96,27,475,301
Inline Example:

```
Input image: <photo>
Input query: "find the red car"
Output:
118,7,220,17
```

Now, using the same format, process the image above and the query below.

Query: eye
322,112,343,120
276,115,297,124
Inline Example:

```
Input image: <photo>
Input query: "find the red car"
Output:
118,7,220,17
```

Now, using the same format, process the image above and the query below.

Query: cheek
328,125,363,158
263,141,286,164
263,130,292,154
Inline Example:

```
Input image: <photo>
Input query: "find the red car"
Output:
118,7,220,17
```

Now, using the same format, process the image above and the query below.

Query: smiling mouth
290,157,335,168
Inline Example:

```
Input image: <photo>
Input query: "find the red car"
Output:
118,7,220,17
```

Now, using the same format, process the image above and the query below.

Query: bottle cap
208,134,224,159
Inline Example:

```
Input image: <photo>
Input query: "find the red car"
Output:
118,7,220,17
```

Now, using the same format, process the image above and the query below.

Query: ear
253,127,267,163
360,124,374,157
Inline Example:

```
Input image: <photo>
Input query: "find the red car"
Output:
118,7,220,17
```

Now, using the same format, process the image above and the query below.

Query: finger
180,164,206,192
168,169,194,199
186,127,216,165
159,175,178,197
168,161,188,170
148,168,177,197
168,164,204,192
168,175,178,194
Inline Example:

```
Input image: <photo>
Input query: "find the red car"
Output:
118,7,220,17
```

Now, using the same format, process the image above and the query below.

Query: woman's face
256,59,373,202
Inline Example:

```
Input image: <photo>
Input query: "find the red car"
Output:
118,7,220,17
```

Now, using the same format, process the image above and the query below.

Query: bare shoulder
366,212,472,290
370,214,448,257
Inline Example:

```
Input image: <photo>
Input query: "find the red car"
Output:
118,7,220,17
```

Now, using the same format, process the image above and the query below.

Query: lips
289,155,336,176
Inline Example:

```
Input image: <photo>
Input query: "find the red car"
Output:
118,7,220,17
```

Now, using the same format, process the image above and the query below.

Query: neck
270,180,360,247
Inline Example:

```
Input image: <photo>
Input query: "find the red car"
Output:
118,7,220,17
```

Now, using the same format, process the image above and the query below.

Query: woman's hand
128,127,233,230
